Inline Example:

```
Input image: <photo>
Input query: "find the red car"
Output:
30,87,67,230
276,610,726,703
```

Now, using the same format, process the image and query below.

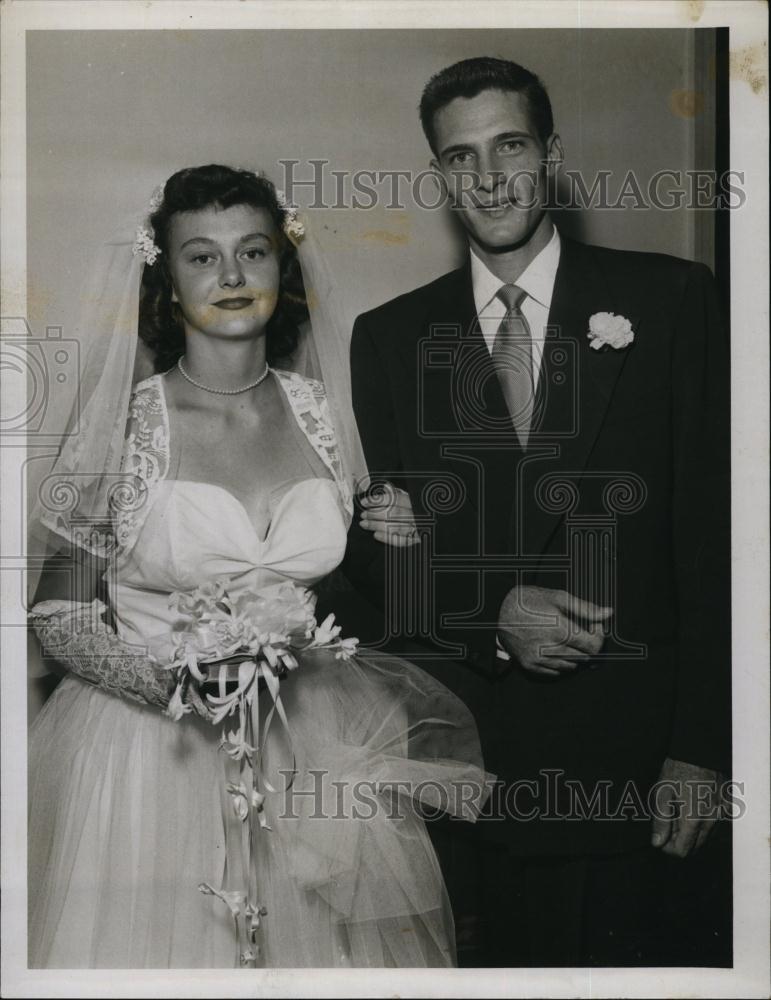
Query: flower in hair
274,187,305,242
148,185,165,213
132,227,161,266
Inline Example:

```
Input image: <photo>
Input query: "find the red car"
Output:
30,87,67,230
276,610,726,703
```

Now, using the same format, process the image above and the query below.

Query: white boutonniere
588,312,634,351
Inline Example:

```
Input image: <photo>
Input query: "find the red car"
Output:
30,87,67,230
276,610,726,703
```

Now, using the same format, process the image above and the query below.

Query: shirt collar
470,225,562,315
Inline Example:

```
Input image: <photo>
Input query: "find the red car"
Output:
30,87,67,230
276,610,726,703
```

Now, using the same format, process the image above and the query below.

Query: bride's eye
190,253,215,265
242,248,267,261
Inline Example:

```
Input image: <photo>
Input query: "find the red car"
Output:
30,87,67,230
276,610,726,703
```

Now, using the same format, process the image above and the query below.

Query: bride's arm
28,541,103,720
29,543,175,710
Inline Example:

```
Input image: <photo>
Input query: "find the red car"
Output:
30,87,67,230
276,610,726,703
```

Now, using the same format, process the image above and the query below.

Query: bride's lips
213,297,255,310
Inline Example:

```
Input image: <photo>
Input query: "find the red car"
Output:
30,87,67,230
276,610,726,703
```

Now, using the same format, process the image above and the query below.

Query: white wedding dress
28,370,490,969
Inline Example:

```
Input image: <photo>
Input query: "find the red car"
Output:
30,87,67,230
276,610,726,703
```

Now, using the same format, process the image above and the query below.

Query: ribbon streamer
199,654,298,965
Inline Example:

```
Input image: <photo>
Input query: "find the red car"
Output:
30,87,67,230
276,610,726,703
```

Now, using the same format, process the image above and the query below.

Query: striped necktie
491,284,533,448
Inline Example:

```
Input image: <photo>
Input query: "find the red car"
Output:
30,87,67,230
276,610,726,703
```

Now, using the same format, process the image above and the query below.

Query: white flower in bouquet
226,781,266,822
163,577,358,739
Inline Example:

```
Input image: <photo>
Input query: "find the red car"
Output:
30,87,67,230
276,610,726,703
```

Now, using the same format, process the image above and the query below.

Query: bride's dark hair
139,164,308,373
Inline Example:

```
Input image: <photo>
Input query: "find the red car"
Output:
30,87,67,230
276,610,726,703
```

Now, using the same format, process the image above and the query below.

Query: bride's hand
359,483,420,548
179,675,214,720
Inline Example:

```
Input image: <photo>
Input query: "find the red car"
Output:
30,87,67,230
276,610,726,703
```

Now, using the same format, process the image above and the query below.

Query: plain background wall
27,28,718,364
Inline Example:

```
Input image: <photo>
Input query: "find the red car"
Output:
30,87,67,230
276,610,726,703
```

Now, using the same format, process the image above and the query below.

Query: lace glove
30,599,175,710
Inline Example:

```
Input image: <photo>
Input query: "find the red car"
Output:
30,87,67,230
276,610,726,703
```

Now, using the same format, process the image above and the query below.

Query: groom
345,57,731,966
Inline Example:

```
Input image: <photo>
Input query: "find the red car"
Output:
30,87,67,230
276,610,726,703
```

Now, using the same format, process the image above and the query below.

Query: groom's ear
544,133,565,174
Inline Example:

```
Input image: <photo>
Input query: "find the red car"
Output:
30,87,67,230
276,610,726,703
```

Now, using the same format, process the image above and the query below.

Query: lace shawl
115,369,353,556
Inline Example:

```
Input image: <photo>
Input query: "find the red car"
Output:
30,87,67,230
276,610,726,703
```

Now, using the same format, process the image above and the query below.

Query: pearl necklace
176,357,271,395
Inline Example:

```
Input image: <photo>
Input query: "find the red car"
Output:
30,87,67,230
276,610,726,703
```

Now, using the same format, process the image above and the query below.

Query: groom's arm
346,313,508,680
667,261,731,777
344,314,405,602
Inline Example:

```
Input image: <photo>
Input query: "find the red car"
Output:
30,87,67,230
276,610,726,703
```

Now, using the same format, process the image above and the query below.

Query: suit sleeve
342,313,404,610
345,313,504,681
668,262,731,774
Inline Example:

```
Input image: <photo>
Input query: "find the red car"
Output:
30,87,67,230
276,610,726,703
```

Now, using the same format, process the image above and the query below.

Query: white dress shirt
470,225,562,390
469,226,562,661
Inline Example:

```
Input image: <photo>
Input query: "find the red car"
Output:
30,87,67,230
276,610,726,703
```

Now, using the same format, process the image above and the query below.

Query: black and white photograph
1,1,768,997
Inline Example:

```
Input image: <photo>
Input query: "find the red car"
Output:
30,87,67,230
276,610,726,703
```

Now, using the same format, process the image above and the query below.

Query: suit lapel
392,241,635,560
395,261,515,533
410,260,510,433
519,238,637,558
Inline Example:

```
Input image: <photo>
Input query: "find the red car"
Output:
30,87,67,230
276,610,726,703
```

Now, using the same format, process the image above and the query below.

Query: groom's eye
448,151,474,166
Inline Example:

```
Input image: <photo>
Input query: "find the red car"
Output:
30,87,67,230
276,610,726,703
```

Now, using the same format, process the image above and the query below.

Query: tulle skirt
28,648,491,968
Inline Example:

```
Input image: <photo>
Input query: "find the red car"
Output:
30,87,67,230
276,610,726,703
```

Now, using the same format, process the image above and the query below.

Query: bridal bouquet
159,576,358,965
164,576,358,747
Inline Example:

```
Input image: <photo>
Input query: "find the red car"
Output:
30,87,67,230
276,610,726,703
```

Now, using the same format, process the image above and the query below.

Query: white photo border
1,2,768,997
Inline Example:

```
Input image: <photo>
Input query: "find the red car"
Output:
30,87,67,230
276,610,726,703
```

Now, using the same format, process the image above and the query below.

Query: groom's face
430,88,562,252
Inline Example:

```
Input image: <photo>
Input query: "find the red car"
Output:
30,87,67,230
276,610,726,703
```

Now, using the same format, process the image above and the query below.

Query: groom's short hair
419,56,554,155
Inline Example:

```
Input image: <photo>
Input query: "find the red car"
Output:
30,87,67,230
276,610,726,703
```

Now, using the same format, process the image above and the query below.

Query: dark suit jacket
345,236,731,855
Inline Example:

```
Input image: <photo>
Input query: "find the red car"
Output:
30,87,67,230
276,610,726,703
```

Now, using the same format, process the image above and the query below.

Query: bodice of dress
108,371,351,658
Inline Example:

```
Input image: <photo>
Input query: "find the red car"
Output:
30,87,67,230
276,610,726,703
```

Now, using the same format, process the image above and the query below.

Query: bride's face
167,203,281,341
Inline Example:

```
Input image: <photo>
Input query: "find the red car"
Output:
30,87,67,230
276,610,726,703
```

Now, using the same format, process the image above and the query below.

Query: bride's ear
171,285,179,304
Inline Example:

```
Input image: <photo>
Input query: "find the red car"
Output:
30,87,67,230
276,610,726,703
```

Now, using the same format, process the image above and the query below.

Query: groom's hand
497,585,613,678
358,483,420,548
650,757,723,858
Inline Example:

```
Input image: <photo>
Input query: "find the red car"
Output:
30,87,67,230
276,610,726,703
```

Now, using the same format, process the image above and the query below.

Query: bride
27,164,491,969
